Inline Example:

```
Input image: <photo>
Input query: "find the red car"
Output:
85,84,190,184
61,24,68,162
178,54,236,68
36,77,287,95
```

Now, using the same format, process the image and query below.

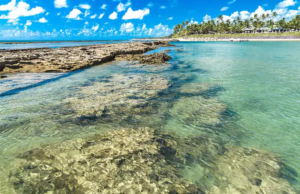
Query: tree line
173,12,300,36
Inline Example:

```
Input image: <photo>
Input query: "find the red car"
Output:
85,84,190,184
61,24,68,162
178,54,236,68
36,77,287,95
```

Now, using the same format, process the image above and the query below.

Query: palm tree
218,15,223,22
272,11,278,22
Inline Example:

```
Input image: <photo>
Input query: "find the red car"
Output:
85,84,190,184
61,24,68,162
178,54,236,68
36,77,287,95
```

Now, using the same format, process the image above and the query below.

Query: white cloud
101,4,107,10
160,6,166,9
228,0,236,4
38,17,48,23
25,20,32,26
0,1,45,24
190,20,199,24
92,24,99,32
99,13,104,19
221,7,229,11
109,11,117,20
147,2,154,7
240,11,250,20
250,6,271,18
79,4,91,10
0,0,15,11
168,17,173,20
203,14,212,22
277,0,296,8
285,9,299,19
117,1,131,12
84,10,90,17
66,8,82,20
90,14,97,19
122,8,150,20
120,22,134,33
54,0,68,8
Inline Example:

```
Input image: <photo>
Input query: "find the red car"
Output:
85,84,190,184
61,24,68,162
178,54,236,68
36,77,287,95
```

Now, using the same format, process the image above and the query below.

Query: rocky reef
115,51,172,64
10,128,203,194
64,74,170,124
10,127,296,194
170,96,227,126
0,41,172,73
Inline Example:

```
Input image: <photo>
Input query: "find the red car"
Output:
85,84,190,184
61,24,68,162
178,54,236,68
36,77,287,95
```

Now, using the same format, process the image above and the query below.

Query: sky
0,0,299,40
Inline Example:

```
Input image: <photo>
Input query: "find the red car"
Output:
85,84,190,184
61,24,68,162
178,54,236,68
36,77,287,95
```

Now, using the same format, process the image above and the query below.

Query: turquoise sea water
0,41,300,193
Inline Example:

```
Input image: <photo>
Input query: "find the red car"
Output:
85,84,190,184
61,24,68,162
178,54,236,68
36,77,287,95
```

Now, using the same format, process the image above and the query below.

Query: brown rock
0,41,172,73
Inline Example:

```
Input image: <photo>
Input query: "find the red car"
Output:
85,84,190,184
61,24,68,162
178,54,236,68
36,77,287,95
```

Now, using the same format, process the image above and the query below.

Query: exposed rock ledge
0,41,173,73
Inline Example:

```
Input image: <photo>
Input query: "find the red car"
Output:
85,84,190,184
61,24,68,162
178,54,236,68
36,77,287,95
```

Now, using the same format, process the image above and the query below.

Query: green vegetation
172,12,300,38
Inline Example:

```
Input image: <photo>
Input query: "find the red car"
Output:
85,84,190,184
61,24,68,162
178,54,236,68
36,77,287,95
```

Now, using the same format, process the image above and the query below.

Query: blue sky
0,0,299,40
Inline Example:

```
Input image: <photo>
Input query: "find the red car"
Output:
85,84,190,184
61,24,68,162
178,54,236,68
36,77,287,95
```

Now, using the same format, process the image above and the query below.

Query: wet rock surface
115,51,172,64
0,41,172,73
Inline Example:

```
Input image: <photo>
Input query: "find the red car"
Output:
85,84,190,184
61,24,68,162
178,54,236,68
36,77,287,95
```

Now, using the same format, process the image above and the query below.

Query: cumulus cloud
203,14,212,22
54,0,68,8
0,1,45,24
38,17,48,23
168,17,173,20
120,22,134,33
189,20,199,24
99,13,104,19
160,6,166,9
79,4,91,10
240,11,250,20
25,20,32,26
221,7,229,11
122,8,150,20
0,0,15,11
109,11,117,20
117,1,131,12
66,8,82,20
250,6,271,18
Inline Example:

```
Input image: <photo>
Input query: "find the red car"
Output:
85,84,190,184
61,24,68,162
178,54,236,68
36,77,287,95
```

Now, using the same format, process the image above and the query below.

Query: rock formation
0,41,172,73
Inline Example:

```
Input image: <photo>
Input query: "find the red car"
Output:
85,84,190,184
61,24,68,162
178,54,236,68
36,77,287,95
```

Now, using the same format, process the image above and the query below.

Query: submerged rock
9,127,296,194
64,74,170,122
115,51,172,64
170,96,227,126
10,128,203,194
206,145,297,194
179,83,217,95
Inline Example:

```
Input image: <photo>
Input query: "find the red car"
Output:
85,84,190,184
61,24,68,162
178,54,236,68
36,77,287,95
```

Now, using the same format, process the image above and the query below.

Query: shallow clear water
0,42,299,193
